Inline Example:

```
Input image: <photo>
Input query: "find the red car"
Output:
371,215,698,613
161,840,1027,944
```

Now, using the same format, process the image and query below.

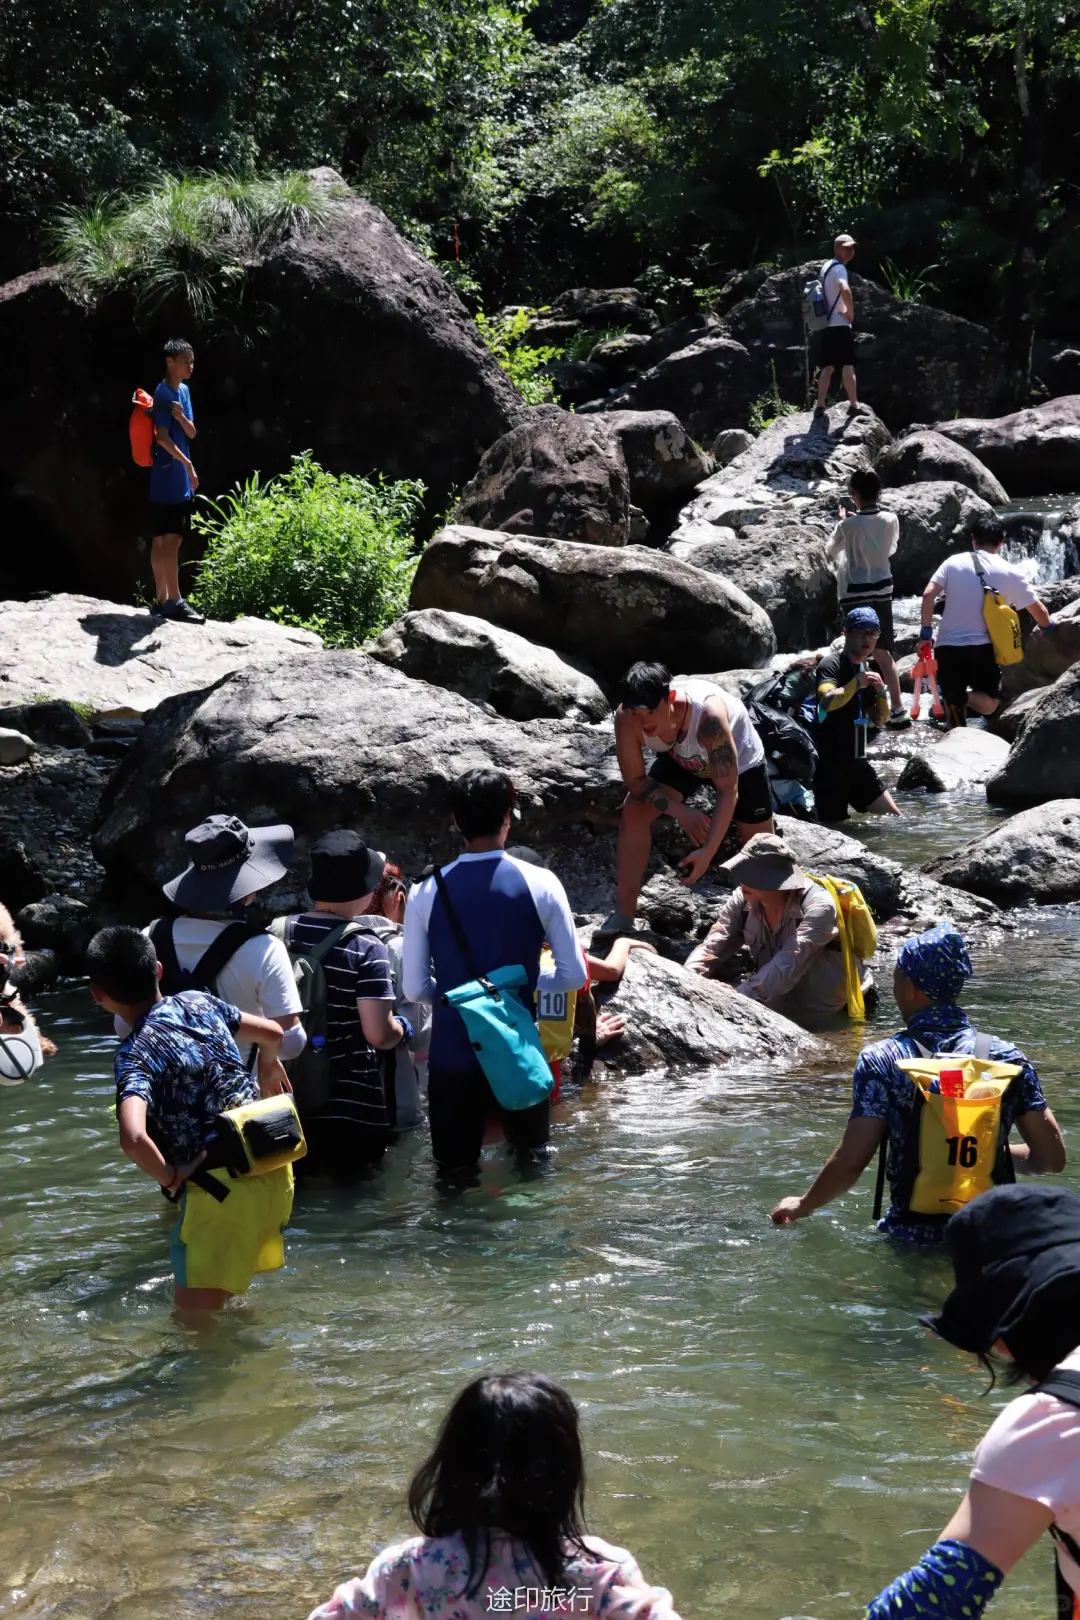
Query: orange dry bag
129,388,155,466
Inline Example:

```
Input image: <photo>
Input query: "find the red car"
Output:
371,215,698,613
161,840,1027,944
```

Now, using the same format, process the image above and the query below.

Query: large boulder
876,430,1008,505
591,334,764,443
456,407,631,546
602,410,711,503
670,521,835,651
410,526,776,683
722,264,1011,430
991,686,1049,744
366,608,608,722
888,482,996,595
0,593,321,715
598,948,827,1075
706,404,890,500
932,397,1080,494
922,800,1080,906
895,728,1010,792
987,661,1080,805
0,181,524,600
91,651,625,908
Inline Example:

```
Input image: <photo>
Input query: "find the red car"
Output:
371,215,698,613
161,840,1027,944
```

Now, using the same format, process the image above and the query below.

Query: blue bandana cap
896,919,973,1002
844,606,880,631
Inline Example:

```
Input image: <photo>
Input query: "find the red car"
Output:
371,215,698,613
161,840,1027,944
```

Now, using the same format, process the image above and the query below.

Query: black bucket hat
922,1184,1080,1355
308,830,386,903
163,814,293,910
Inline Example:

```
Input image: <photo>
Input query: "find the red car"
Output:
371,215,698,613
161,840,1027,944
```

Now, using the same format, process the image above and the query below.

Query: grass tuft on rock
189,452,424,649
51,171,328,317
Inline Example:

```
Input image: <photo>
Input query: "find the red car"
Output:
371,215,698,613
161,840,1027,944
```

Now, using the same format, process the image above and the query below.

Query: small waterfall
1004,509,1069,586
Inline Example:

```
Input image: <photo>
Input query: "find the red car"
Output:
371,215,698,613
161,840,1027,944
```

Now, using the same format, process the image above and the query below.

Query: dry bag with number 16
432,866,554,1111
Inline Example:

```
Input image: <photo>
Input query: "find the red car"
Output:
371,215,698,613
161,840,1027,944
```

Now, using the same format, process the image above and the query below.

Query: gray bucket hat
719,833,804,892
163,814,294,909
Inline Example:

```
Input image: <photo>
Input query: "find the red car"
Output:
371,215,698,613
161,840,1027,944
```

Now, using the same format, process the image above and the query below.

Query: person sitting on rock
685,833,871,1020
770,921,1065,1240
826,468,909,729
278,832,414,1180
812,607,901,822
920,511,1055,731
603,662,774,935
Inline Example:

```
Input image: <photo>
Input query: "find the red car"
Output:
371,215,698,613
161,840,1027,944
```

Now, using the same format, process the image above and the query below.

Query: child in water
307,1371,680,1620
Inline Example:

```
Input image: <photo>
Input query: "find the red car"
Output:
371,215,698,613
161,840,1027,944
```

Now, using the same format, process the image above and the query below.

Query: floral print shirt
306,1532,680,1620
114,990,256,1162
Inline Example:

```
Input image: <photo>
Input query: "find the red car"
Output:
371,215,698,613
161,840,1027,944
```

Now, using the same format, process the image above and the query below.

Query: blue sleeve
115,1038,155,1106
181,382,192,423
993,1043,1045,1114
850,1041,898,1121
866,1539,1003,1620
203,995,242,1033
151,384,172,429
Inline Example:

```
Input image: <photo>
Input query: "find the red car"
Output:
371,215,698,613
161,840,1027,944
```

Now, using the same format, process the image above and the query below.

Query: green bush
51,171,329,318
474,307,558,404
189,453,424,648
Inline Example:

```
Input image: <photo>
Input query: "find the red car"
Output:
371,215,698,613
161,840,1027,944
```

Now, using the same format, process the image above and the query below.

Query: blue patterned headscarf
896,920,973,1002
844,606,880,630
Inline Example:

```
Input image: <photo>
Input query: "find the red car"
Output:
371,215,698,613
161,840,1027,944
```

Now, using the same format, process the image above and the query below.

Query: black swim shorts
647,754,773,827
839,593,895,654
813,755,885,822
150,499,193,538
819,325,856,370
935,643,1001,712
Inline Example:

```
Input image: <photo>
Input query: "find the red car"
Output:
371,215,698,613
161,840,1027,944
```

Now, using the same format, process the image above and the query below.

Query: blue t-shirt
115,991,257,1162
149,380,193,503
850,1004,1045,1240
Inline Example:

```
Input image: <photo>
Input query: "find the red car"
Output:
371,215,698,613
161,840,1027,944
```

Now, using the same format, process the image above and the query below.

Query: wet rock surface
987,661,1080,805
896,728,1010,793
923,800,1080,906
932,396,1080,494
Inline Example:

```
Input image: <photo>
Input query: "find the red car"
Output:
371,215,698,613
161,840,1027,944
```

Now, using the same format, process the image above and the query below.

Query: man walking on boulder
814,234,860,417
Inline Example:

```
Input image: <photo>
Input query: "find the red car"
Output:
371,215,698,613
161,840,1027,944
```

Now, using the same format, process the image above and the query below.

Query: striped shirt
284,914,394,1128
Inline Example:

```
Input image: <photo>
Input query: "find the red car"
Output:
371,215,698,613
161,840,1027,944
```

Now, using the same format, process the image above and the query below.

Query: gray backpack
269,916,364,1116
802,258,842,331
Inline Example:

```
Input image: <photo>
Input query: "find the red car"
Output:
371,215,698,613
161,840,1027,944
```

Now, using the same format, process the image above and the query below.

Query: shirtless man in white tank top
604,661,774,934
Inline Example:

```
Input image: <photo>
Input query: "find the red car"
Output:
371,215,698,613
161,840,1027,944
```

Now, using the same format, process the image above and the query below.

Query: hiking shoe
847,402,863,416
813,405,827,419
598,911,636,936
945,702,967,730
164,598,206,625
886,707,912,730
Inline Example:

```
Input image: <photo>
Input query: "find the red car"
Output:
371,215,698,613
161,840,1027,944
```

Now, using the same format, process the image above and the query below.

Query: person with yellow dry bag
771,920,1065,1241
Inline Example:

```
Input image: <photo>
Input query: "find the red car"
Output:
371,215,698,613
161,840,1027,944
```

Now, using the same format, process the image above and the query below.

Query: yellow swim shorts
169,1165,294,1296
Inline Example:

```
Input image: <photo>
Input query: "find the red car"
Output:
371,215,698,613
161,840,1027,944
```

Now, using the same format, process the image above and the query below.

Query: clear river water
4,783,1080,1620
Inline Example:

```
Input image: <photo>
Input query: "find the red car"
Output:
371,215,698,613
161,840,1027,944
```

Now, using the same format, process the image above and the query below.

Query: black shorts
647,754,773,827
150,499,193,538
839,594,895,654
813,754,886,822
819,325,856,370
935,643,1001,710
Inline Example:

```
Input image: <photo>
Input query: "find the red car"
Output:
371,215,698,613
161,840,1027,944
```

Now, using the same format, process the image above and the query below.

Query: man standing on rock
149,338,205,625
812,608,901,822
920,512,1054,730
814,234,860,418
603,662,774,934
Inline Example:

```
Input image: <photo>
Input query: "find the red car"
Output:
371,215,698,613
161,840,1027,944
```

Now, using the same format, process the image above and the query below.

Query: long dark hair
407,1372,592,1598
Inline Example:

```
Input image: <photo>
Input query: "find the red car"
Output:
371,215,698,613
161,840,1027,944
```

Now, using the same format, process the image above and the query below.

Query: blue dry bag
433,868,554,1112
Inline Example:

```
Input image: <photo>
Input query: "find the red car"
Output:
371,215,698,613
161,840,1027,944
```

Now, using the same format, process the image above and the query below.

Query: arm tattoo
707,740,737,774
648,788,671,812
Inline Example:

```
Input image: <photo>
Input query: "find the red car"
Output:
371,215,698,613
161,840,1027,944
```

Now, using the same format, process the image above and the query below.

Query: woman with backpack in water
866,1184,1080,1620
307,1371,680,1619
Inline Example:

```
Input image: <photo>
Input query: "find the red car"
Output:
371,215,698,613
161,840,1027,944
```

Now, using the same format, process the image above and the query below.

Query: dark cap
922,1185,1080,1356
163,815,293,909
308,830,386,903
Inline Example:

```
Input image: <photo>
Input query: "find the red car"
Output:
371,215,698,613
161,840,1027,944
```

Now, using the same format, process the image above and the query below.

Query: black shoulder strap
1035,1370,1080,1408
148,917,183,993
873,1031,930,1222
431,866,484,985
192,921,266,992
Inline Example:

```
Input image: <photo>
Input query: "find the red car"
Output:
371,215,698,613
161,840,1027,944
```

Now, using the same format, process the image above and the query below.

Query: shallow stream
4,788,1080,1620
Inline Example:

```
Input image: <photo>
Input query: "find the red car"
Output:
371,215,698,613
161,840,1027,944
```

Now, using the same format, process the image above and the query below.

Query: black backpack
148,916,267,997
747,675,819,785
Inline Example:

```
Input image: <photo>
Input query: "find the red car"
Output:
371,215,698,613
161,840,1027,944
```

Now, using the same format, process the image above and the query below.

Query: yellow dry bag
973,551,1024,666
808,873,877,1020
895,1053,1020,1218
536,947,578,1063
212,1093,308,1177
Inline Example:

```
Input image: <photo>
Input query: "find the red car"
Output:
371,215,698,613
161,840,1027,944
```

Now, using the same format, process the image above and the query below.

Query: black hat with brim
921,1184,1080,1354
163,815,294,910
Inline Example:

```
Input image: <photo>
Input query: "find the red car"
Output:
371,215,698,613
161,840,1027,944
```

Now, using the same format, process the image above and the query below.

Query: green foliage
189,454,424,648
51,172,327,317
878,258,941,305
474,308,558,403
563,324,629,362
748,364,802,435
